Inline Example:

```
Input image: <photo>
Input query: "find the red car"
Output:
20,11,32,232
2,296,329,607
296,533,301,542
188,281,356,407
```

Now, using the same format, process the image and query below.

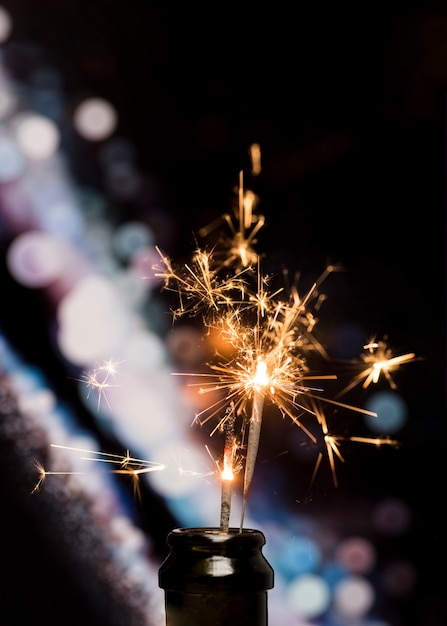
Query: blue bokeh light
364,391,408,434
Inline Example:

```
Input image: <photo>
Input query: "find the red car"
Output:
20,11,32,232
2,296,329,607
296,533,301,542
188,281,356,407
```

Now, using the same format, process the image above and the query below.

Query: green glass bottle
159,527,274,626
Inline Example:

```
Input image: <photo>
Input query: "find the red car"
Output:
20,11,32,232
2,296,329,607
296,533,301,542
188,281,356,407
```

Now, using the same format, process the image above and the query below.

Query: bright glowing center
221,467,234,481
221,450,234,480
372,360,388,383
254,359,269,388
374,360,388,371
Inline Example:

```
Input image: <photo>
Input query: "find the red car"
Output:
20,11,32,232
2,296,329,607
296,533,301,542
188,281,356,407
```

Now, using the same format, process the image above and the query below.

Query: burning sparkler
219,403,239,532
35,145,415,534
154,150,411,532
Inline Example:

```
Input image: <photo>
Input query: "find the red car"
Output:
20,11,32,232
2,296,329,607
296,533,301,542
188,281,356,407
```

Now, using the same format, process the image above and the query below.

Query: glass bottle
159,527,274,626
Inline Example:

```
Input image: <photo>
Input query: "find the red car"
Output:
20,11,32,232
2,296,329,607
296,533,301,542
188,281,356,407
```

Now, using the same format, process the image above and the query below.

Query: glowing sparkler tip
221,469,234,481
254,359,269,387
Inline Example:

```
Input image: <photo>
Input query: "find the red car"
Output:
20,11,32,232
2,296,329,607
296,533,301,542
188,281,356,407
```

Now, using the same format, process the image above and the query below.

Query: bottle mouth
172,527,263,536
168,527,267,545
159,527,274,592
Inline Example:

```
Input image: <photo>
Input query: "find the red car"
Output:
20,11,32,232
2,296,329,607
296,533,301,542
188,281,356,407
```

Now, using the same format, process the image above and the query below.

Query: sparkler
35,146,415,535
219,403,238,532
154,150,413,532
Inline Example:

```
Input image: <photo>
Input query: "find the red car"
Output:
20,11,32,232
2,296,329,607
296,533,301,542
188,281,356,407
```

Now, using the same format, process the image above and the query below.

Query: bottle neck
159,527,274,626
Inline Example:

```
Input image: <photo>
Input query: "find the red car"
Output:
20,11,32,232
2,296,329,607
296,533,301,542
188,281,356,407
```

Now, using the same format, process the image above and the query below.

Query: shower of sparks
78,358,123,411
336,339,418,397
33,444,165,500
153,164,407,531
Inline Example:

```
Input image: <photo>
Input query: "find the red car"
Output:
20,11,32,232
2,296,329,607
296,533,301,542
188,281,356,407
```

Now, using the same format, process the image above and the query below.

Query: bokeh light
0,5,12,43
364,391,408,433
57,274,132,364
371,497,412,535
335,536,377,574
278,536,322,578
286,573,331,619
14,113,60,160
382,559,417,597
113,221,154,262
6,230,68,288
73,97,118,141
333,575,375,620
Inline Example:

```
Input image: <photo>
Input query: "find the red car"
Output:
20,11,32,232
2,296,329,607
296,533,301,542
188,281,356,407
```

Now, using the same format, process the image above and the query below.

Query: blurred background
0,2,445,625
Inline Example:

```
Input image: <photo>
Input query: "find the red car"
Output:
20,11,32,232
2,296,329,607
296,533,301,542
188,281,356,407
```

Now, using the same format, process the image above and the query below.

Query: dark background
0,2,445,625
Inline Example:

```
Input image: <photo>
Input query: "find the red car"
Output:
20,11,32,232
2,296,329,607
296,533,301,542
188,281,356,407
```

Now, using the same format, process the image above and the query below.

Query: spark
336,339,418,396
31,459,85,494
309,400,400,489
78,358,123,411
50,444,165,474
249,143,262,176
198,170,265,271
33,445,165,500
154,245,252,319
348,436,400,446
310,402,345,489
